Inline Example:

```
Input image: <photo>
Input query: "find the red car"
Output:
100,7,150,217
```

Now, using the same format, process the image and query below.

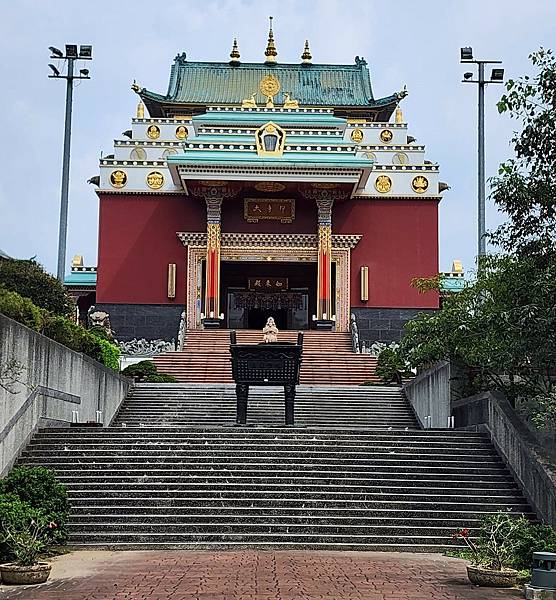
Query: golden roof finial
136,99,145,119
395,104,404,124
301,40,312,64
230,38,240,64
264,16,277,63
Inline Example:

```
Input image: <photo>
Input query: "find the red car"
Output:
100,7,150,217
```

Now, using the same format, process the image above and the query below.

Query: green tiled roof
64,270,97,287
139,55,400,118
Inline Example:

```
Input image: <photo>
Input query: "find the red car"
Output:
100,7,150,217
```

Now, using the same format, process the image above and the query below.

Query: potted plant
453,511,523,587
0,512,57,585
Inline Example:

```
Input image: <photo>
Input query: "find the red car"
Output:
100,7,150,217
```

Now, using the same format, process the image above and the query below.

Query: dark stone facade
96,304,183,342
351,307,437,345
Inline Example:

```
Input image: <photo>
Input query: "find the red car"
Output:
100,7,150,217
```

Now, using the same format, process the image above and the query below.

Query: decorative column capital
191,182,239,224
205,197,223,224
299,185,348,224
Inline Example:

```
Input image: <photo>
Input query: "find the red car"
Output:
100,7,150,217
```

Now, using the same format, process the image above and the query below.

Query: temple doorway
220,261,321,330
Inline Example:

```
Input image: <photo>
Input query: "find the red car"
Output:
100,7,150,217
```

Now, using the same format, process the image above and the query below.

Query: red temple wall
97,193,439,309
96,193,204,304
334,199,439,309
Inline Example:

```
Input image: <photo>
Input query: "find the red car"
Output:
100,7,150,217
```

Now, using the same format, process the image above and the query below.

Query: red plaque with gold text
244,198,295,223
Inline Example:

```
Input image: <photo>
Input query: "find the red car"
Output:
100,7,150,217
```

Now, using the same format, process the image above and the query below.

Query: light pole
460,47,504,258
48,44,92,281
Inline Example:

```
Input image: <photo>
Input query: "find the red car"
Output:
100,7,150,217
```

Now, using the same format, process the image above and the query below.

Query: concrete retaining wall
0,313,130,475
403,361,451,428
453,391,556,527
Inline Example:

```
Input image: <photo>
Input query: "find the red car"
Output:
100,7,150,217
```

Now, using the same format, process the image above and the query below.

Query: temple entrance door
248,308,288,330
221,260,316,330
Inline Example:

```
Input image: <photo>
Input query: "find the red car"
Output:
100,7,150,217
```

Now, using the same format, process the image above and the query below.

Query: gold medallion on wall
146,171,164,189
175,125,188,140
380,129,393,143
375,174,392,193
350,128,364,143
412,175,429,194
147,124,160,139
110,170,127,188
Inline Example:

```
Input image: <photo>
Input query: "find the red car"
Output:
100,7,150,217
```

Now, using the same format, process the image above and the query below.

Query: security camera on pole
48,44,93,281
460,47,504,259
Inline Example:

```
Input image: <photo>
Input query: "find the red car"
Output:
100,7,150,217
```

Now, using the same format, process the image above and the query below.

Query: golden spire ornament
136,100,145,119
395,104,404,124
264,16,277,63
229,38,240,64
301,40,312,64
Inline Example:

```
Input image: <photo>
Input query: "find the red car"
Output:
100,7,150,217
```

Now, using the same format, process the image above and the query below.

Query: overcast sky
1,0,555,277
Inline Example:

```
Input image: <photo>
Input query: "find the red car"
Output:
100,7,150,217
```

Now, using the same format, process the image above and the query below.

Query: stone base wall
351,307,436,344
95,304,183,342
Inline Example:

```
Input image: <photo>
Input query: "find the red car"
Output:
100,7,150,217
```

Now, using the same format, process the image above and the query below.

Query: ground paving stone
0,550,523,599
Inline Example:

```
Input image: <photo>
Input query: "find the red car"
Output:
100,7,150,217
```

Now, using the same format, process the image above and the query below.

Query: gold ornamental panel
254,182,286,193
350,128,364,143
412,175,429,194
147,124,160,139
380,129,393,143
259,75,281,98
110,170,127,188
375,175,392,193
146,171,164,189
175,125,188,140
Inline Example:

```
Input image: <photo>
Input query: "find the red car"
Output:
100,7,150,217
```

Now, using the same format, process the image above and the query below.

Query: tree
398,49,556,410
490,48,556,257
0,259,74,317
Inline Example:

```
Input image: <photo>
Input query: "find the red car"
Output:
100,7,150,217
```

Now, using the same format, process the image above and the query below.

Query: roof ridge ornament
264,16,278,63
301,40,312,65
229,38,240,65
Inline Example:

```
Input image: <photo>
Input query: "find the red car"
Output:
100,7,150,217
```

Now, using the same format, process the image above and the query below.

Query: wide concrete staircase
18,383,532,551
153,330,379,385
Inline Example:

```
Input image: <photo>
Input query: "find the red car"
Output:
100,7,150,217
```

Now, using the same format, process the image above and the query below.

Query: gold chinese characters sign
375,175,392,193
412,175,429,194
146,171,164,189
110,170,127,188
244,198,295,223
248,277,288,292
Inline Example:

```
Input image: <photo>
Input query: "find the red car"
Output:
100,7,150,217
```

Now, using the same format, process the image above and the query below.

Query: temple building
86,21,450,343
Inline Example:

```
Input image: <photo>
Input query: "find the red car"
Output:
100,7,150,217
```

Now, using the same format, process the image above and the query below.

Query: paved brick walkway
0,551,522,599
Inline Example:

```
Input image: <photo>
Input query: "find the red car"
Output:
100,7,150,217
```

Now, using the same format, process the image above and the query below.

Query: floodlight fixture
65,44,78,58
464,72,473,80
79,45,93,58
48,64,60,76
49,46,63,58
490,68,505,82
80,68,89,77
460,47,473,61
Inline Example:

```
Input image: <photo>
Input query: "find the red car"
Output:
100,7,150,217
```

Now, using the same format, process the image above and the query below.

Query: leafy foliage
1,509,56,567
0,259,74,317
121,360,176,382
144,373,178,383
492,48,556,257
0,467,70,546
0,284,44,331
452,511,556,573
375,347,413,384
97,338,120,371
121,360,158,381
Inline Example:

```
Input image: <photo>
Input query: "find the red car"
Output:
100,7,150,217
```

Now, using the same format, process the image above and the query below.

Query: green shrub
145,373,177,383
0,285,44,331
511,522,556,569
0,259,74,317
375,347,413,385
0,494,45,563
122,360,158,381
89,325,113,342
97,338,120,371
0,467,70,546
